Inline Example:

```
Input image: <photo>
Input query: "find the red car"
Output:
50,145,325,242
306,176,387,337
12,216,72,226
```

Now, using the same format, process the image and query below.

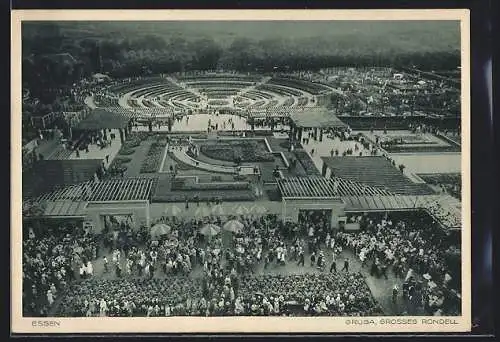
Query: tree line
22,23,460,103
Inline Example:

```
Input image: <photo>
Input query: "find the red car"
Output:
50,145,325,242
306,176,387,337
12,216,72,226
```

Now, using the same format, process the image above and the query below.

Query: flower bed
119,148,136,155
171,181,250,191
293,150,321,175
279,140,303,150
152,190,256,202
140,141,167,173
123,133,148,148
381,144,460,153
199,140,273,162
108,158,128,175
114,156,132,164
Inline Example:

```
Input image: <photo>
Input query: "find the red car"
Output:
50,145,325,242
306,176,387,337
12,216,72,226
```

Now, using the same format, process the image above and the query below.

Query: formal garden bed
381,144,460,153
361,131,460,153
106,135,148,176
293,150,321,175
171,178,250,191
140,138,168,173
198,139,273,162
152,189,257,202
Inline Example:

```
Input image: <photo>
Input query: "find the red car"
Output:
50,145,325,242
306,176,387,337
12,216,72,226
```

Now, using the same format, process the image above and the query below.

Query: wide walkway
299,133,372,171
65,130,122,170
390,153,461,174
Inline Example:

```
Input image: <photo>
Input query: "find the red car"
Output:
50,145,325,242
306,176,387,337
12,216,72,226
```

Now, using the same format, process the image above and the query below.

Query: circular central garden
198,139,274,162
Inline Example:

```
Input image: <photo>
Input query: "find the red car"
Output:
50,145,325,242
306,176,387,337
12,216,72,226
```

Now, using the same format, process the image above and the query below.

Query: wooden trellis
35,177,156,202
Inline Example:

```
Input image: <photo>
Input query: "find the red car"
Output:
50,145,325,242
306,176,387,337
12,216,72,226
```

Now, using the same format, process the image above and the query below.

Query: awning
74,108,134,130
291,107,347,129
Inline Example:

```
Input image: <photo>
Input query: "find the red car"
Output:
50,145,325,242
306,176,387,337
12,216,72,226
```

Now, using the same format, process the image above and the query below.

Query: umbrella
195,206,211,218
151,223,171,237
211,204,225,216
200,224,221,237
170,205,183,217
164,204,182,217
223,220,244,233
234,205,249,216
249,205,267,215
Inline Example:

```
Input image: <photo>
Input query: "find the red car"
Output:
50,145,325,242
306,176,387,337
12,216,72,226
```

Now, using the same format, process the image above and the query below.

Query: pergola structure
73,107,136,143
289,107,348,142
276,177,345,227
276,176,461,231
277,176,339,199
28,178,157,226
247,107,291,119
131,106,175,120
74,108,135,130
36,177,156,203
277,176,395,200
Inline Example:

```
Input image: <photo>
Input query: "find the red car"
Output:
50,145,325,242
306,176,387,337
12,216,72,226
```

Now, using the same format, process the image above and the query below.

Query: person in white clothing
99,299,108,317
325,233,331,248
49,283,57,297
359,249,367,267
46,290,54,306
405,268,414,282
329,237,335,250
86,261,93,277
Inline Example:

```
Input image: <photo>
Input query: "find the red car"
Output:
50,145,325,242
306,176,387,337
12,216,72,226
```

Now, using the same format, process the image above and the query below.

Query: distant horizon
22,20,460,52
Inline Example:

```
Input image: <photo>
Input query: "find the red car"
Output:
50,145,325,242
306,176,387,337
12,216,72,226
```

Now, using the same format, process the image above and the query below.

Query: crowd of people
24,207,460,318
339,211,460,315
22,222,98,316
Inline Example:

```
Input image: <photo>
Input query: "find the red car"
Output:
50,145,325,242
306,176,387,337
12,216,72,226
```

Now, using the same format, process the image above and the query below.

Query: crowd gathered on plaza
22,223,98,317
23,207,460,318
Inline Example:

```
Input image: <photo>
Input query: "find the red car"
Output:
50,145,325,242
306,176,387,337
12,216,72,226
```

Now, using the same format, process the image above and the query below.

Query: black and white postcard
11,9,471,333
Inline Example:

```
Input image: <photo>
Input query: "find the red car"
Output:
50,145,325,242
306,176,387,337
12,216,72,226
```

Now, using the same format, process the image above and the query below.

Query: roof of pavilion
342,194,423,211
278,177,339,199
277,176,393,199
74,107,135,130
277,176,461,229
290,107,348,128
34,177,156,203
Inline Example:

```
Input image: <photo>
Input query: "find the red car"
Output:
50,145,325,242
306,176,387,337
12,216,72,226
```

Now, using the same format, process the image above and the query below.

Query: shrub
114,156,132,164
294,150,321,175
152,191,256,202
123,141,141,149
119,148,135,155
171,181,249,191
